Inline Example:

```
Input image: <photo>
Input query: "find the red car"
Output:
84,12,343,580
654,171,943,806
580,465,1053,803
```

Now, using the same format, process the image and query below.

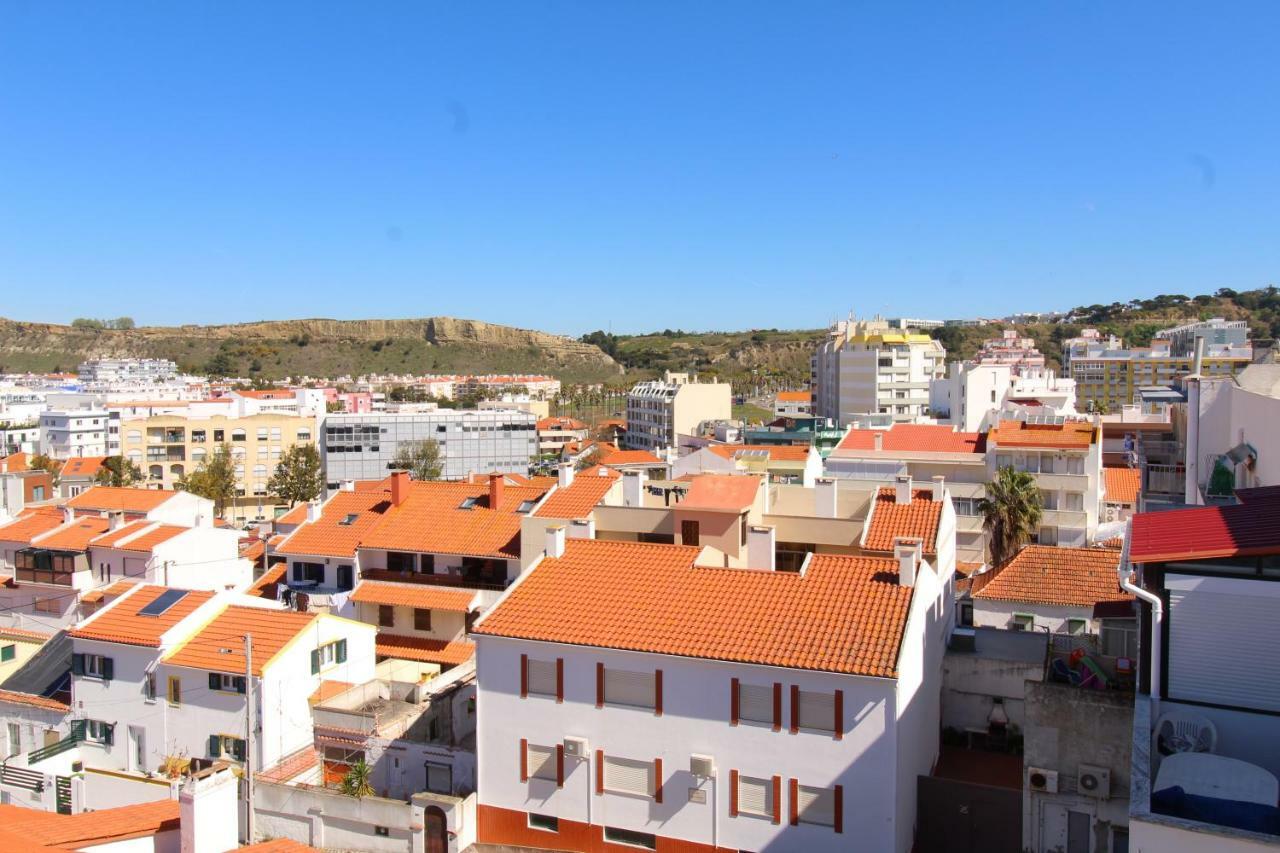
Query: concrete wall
973,599,1099,634
942,649,1042,734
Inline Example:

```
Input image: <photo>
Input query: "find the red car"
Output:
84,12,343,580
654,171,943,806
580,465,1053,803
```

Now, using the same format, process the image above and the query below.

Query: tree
390,439,442,481
266,444,323,505
325,400,345,413
180,444,237,517
340,760,374,798
109,317,136,330
205,352,235,377
574,446,602,471
978,465,1044,567
70,318,106,331
28,453,62,486
94,455,143,487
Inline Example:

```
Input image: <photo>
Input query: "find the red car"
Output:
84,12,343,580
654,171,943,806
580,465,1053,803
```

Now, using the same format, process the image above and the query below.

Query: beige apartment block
624,371,731,451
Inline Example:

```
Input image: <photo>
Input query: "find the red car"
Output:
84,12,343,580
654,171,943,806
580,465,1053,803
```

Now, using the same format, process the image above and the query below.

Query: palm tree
340,760,375,798
978,465,1044,567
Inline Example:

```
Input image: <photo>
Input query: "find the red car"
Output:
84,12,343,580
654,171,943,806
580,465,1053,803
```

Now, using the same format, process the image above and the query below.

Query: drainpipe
1117,520,1162,708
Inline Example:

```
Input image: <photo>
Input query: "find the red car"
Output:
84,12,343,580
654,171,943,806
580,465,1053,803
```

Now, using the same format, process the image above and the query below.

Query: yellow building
1070,353,1251,412
120,412,317,523
0,626,51,682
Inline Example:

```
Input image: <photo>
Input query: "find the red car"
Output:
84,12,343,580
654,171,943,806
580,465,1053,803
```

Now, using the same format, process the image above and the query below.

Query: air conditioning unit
563,737,589,758
689,754,715,778
1028,767,1058,794
1078,764,1110,799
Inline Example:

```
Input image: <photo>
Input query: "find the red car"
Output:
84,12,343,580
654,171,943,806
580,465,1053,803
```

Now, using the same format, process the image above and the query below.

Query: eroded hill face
0,316,621,382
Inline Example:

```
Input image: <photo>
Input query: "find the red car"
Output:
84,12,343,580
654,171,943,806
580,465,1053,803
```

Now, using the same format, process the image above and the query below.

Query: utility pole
244,633,255,844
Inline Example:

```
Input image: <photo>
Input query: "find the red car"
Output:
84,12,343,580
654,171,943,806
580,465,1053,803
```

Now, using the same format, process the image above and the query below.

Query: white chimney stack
814,477,837,518
340,479,355,492
895,474,913,505
622,469,647,507
179,763,239,853
545,524,566,559
569,518,595,539
558,462,575,489
894,537,922,587
306,500,322,523
874,431,884,451
748,524,776,571
931,475,945,502
62,506,74,525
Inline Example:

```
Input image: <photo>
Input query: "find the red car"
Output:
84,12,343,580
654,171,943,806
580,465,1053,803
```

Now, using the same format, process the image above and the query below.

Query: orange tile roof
0,799,179,847
678,474,760,512
0,452,29,472
375,634,476,665
0,625,53,641
70,585,215,647
972,545,1132,608
276,502,311,525
91,520,186,552
987,419,1096,450
33,516,110,551
243,838,321,852
1104,466,1141,505
60,455,107,478
776,390,812,402
351,580,476,611
537,416,587,431
864,487,943,555
79,578,142,604
240,537,266,562
706,444,810,463
247,562,287,599
257,745,319,783
477,539,915,677
535,466,619,518
0,688,69,712
0,508,67,544
66,485,178,513
275,490,391,558
358,482,547,559
309,680,355,706
838,424,985,455
165,605,319,676
601,449,665,466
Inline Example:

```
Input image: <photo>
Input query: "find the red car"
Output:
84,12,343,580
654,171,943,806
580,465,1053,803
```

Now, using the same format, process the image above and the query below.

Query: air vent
1078,764,1110,799
1028,767,1058,794
563,737,588,758
689,755,715,778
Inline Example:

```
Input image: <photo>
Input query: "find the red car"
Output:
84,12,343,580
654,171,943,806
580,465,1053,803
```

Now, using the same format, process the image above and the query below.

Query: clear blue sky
2,3,1278,336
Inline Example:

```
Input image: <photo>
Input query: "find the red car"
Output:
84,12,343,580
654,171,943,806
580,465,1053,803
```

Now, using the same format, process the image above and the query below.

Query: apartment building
1124,494,1280,849
118,411,316,522
38,409,120,459
471,530,955,852
811,316,946,426
931,362,1078,432
76,358,179,383
320,409,538,486
624,372,731,452
1154,317,1249,357
536,416,589,456
971,330,1048,373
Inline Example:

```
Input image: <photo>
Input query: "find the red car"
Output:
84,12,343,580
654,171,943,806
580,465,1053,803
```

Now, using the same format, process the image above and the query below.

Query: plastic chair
1154,711,1218,760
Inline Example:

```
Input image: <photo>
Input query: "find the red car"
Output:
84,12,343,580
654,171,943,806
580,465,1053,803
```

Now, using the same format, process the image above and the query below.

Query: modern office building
321,409,538,487
811,316,946,426
624,372,732,452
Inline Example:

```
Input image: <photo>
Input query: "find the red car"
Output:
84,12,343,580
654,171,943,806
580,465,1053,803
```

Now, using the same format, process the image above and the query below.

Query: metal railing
28,723,83,765
0,764,45,792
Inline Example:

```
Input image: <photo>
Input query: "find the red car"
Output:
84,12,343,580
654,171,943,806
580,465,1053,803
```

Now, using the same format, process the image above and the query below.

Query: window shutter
772,775,782,823
71,719,86,740
519,738,528,782
730,677,740,725
209,734,221,758
72,654,84,676
654,757,663,803
335,639,347,664
738,774,770,816
235,676,246,694
556,658,564,703
790,685,799,733
595,749,604,794
101,657,113,681
528,744,557,780
104,723,115,747
233,738,247,762
655,669,663,716
311,649,320,675
603,668,656,709
789,777,799,825
739,683,772,724
797,689,836,732
526,659,556,697
834,689,844,740
603,756,655,796
834,784,843,833
209,673,221,691
773,682,783,731
595,662,604,708
797,784,836,826
729,769,739,816
556,744,565,787
520,654,528,697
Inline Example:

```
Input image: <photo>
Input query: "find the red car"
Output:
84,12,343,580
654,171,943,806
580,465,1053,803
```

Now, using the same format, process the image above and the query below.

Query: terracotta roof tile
973,545,1132,608
350,580,476,611
33,516,111,551
601,449,665,466
535,467,619,518
78,578,142,604
0,688,69,712
375,634,475,666
90,520,186,552
60,456,108,478
275,490,391,558
987,419,1096,450
69,585,215,647
537,416,587,431
775,391,812,402
0,508,67,544
247,563,287,599
706,444,811,463
1103,466,1141,505
276,502,310,525
257,746,319,783
864,487,943,555
475,539,915,678
678,474,760,512
165,605,319,676
309,680,355,706
0,800,180,846
242,838,321,852
358,482,546,559
66,486,178,513
838,424,986,455
0,452,29,472
0,625,53,641
1130,498,1280,563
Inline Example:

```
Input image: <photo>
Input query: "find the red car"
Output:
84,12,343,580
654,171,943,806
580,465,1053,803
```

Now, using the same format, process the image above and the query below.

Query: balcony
361,568,511,592
1041,508,1089,529
1034,472,1089,491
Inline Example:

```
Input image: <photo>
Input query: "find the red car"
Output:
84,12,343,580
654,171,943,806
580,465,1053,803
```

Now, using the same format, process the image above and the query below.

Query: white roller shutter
527,659,557,697
797,785,835,826
1166,574,1280,712
604,668,655,709
797,689,835,732
527,744,557,780
739,683,772,724
603,755,653,796
738,774,772,816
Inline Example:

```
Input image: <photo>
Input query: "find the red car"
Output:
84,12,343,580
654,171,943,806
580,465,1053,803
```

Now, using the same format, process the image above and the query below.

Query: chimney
545,524,566,559
622,469,647,507
894,537,922,587
569,518,595,539
931,475,945,502
62,506,74,525
895,474,913,505
340,479,355,492
748,524,776,571
1191,336,1206,377
874,431,884,451
488,473,505,510
109,511,125,531
306,500,321,523
558,462,575,489
179,763,239,853
391,470,409,507
814,477,837,518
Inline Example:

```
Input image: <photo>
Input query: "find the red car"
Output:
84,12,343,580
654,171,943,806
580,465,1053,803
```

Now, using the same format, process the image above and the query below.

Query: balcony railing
360,569,510,591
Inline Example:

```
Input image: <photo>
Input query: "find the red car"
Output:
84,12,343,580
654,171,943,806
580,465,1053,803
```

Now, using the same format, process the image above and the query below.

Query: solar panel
138,589,189,617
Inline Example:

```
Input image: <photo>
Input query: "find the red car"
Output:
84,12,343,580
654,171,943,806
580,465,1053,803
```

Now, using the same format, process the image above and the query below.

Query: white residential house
471,528,955,853
38,409,120,459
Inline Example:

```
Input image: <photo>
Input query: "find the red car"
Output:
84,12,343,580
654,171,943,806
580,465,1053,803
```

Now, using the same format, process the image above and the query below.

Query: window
86,720,115,745
796,783,838,827
386,551,415,572
1041,490,1059,510
1064,492,1084,512
796,689,836,733
1038,525,1058,546
209,672,247,693
414,609,432,631
603,755,655,796
378,605,395,627
737,682,774,725
73,653,114,680
603,827,656,850
426,762,452,793
297,429,312,441
1010,613,1034,632
271,427,282,441
231,429,246,441
958,601,974,627
144,672,156,701
1100,618,1138,658
311,640,347,674
736,773,775,817
525,658,558,697
374,826,390,837
209,734,246,761
603,667,656,709
127,430,142,443
291,562,324,584
168,676,182,705
0,644,14,662
1066,618,1089,636
681,519,699,547
257,428,268,441
191,430,206,443
214,429,225,442
528,813,559,833
527,743,558,781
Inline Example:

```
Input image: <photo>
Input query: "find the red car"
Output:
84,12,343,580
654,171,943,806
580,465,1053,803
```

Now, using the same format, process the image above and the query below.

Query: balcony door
681,520,700,547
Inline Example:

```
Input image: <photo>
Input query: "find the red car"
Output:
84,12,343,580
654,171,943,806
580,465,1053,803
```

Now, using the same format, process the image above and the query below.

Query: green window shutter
310,649,320,675
209,673,221,690
101,657,114,681
234,676,246,694
209,734,221,758
233,738,247,762
70,719,86,740
1,644,15,662
336,639,347,664
71,654,84,676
